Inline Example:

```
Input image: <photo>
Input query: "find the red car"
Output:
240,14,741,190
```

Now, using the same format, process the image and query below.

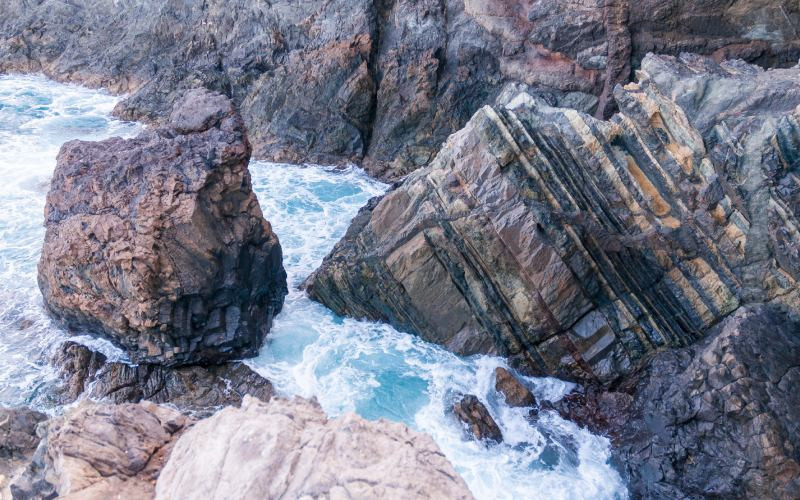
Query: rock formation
156,396,474,499
1,1,798,180
0,407,47,497
452,395,503,443
308,53,800,384
51,342,274,414
37,88,287,366
494,367,536,408
12,401,192,499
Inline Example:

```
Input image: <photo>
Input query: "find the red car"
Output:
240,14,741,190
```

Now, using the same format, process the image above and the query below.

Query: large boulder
155,396,474,499
452,395,503,444
51,342,274,414
1,1,798,180
307,54,800,383
11,401,191,499
37,88,287,366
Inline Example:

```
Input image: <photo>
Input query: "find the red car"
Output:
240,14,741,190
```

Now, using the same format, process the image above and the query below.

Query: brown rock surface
494,367,536,407
452,395,503,443
51,342,274,415
37,88,287,366
11,401,191,499
155,396,474,499
2,1,798,180
0,407,47,497
308,54,800,383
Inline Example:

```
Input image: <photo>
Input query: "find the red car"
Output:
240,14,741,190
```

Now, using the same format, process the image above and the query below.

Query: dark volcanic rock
494,367,535,408
11,401,191,499
37,88,287,366
307,54,800,383
52,342,274,414
612,305,800,499
452,395,503,443
1,1,798,180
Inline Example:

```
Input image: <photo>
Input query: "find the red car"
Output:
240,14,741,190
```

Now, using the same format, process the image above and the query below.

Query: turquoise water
0,75,628,499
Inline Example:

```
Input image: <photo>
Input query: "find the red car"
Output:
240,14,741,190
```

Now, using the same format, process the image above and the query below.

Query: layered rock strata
1,1,798,180
52,342,274,414
308,54,800,383
37,88,287,366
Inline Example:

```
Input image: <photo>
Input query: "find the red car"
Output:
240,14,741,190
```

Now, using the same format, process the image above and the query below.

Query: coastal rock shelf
308,54,800,384
37,88,287,366
1,1,797,180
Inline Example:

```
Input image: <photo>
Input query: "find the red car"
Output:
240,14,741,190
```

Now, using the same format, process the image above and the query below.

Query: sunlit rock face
308,54,800,384
38,89,287,366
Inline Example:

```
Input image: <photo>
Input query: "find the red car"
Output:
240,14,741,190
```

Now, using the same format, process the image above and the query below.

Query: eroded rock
308,54,800,384
0,407,47,496
11,401,191,499
51,342,273,415
1,1,798,180
452,395,503,444
37,88,287,366
494,367,536,408
155,396,474,499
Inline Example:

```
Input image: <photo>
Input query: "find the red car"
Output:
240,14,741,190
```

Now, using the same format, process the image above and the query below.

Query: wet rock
612,305,800,498
308,53,800,384
540,387,633,437
52,342,273,415
0,407,47,496
37,88,287,366
2,1,798,180
11,401,191,499
494,367,535,408
155,396,474,499
452,395,503,444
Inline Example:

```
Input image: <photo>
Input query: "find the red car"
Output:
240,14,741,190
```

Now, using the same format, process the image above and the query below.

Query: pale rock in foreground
156,396,474,500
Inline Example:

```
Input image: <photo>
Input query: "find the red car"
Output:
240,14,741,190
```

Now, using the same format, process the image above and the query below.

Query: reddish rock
453,395,503,443
494,367,536,408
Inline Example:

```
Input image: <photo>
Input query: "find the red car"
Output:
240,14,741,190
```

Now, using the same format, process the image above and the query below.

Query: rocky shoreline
1,1,800,498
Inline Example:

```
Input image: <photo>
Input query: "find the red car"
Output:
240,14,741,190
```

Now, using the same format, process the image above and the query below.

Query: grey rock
51,342,274,416
0,407,47,497
37,88,287,366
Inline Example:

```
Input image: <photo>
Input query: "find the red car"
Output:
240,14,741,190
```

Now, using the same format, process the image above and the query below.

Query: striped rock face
307,54,800,384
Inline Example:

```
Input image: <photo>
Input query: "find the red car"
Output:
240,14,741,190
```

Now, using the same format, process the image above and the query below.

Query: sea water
0,75,628,500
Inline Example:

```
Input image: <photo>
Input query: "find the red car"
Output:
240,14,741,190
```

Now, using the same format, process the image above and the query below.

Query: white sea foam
0,75,628,499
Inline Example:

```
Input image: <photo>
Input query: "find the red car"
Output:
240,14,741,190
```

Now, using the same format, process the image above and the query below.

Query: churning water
0,75,627,499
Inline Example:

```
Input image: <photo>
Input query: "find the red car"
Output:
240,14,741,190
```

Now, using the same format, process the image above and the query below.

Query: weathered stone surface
308,53,800,383
11,401,191,500
452,395,503,444
1,1,798,180
155,396,474,499
37,88,287,366
0,407,47,497
51,342,273,415
494,367,536,408
612,305,800,499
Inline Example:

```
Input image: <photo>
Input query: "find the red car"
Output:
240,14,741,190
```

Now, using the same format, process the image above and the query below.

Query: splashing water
0,75,628,499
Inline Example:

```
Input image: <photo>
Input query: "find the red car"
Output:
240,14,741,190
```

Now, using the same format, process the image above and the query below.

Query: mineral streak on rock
155,396,475,499
37,88,288,366
1,1,798,180
308,54,800,384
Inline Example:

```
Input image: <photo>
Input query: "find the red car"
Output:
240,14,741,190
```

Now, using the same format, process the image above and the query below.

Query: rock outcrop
308,53,800,384
1,1,798,180
494,367,536,408
155,396,474,499
51,342,274,414
0,407,47,496
12,401,191,499
452,395,503,443
37,88,287,366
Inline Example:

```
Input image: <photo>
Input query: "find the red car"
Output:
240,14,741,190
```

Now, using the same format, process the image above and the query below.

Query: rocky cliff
307,53,800,384
1,1,798,180
37,88,287,366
